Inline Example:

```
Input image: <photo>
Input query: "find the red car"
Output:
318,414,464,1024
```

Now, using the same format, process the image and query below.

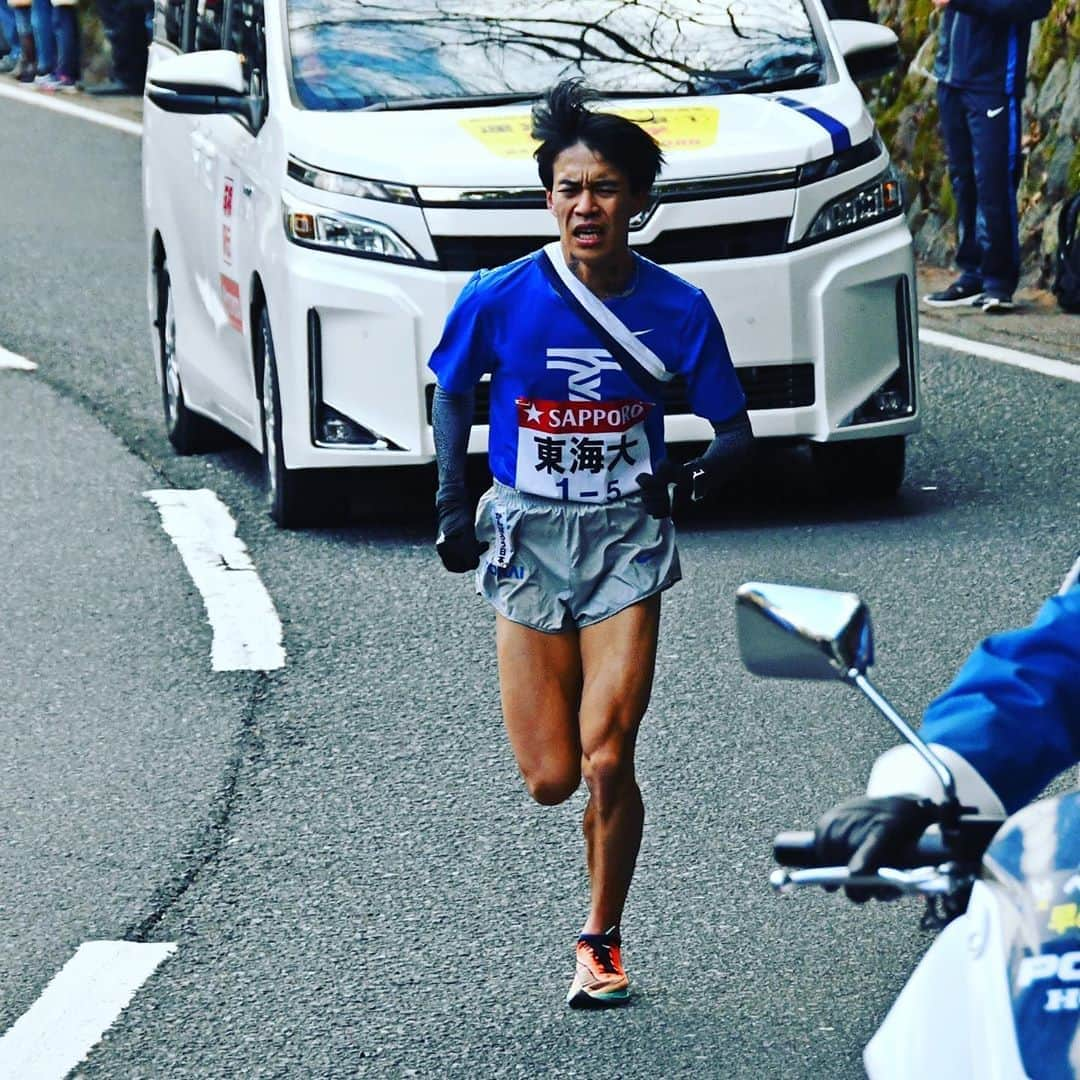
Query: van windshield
286,0,822,111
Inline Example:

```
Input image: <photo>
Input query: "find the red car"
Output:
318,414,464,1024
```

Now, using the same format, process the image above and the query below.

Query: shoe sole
923,293,984,308
567,986,631,1009
979,301,1015,313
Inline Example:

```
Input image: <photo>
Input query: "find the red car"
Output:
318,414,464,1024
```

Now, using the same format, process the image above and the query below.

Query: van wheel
812,435,906,499
257,308,324,528
157,258,217,454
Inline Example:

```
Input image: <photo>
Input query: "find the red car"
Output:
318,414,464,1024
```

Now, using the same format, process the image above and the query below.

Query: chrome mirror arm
844,667,958,805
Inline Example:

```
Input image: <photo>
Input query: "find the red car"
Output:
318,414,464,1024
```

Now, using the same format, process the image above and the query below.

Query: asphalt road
0,94,1077,1079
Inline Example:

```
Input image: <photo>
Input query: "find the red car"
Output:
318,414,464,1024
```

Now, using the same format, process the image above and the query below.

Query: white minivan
143,0,919,526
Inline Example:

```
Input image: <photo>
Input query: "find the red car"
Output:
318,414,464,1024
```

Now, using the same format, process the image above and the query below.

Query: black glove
635,460,681,519
635,457,718,519
815,795,941,903
435,498,485,573
635,413,753,519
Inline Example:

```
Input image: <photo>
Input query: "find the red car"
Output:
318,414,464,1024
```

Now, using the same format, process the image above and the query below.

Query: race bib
513,398,654,502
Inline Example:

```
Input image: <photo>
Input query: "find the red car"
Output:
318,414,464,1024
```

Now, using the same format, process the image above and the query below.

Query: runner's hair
532,79,664,194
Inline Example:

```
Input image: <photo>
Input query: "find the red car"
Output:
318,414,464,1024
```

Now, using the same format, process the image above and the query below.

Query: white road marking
0,81,142,137
919,328,1080,383
0,346,37,370
144,489,285,671
0,941,176,1079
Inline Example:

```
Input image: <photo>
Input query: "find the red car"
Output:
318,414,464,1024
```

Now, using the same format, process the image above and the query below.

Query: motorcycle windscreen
985,791,1080,1079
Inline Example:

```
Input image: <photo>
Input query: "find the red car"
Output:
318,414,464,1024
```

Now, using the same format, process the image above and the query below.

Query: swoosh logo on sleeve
987,106,1005,118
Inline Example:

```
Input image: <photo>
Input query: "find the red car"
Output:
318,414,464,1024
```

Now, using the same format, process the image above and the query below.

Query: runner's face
547,143,647,267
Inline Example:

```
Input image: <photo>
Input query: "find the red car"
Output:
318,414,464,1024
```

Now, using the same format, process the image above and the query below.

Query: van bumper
275,214,918,471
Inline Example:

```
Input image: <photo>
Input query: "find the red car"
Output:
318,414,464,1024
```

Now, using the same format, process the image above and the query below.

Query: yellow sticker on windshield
460,106,719,158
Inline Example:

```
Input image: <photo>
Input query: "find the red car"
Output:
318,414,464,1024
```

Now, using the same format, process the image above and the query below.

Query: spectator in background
28,0,55,82
0,0,22,74
38,0,77,90
85,0,150,94
923,0,1051,314
8,0,34,81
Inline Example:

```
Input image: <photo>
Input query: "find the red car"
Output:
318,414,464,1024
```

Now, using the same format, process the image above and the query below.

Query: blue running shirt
428,250,746,502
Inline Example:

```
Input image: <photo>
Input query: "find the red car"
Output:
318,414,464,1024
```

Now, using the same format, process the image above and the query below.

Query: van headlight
802,166,903,243
283,199,421,262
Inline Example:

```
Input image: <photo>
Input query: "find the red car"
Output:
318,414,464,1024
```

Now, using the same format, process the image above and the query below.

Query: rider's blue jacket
919,577,1080,814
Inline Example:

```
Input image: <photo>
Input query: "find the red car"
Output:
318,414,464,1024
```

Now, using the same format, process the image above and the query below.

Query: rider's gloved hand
815,795,941,903
635,460,681,519
435,497,485,573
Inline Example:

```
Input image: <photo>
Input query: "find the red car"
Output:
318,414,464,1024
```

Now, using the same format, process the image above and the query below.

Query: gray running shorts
474,481,681,633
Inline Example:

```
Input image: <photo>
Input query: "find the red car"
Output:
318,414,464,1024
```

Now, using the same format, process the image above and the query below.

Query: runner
429,79,753,1008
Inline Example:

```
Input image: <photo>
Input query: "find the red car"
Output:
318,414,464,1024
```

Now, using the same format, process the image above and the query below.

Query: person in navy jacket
923,0,1051,313
815,555,1080,893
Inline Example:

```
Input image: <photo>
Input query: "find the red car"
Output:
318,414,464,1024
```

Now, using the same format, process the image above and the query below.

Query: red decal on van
220,274,243,333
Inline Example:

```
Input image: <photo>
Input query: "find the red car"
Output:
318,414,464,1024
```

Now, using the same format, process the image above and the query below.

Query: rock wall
868,0,1080,286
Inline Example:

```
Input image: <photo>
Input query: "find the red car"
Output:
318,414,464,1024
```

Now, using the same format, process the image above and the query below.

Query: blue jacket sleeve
920,585,1080,813
947,0,1051,22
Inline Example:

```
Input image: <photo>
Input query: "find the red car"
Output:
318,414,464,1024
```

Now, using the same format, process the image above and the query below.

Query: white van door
184,0,267,434
146,0,222,414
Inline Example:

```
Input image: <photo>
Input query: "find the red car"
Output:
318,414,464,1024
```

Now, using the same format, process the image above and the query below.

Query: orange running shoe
566,928,630,1008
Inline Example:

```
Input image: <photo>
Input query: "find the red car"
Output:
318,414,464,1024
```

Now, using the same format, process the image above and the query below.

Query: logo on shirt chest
545,348,621,402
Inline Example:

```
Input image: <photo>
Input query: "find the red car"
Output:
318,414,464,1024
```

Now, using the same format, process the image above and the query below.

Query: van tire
257,307,326,528
157,258,218,454
812,435,906,499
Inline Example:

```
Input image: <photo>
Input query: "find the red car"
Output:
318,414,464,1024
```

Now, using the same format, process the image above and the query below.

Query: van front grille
431,219,791,272
424,363,814,425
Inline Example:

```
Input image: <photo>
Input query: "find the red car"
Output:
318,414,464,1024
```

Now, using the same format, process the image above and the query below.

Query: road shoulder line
919,328,1080,382
0,81,142,136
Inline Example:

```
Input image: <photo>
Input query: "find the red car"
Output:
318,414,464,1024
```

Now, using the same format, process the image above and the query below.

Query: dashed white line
0,941,176,1080
144,489,285,672
0,346,37,371
919,327,1080,383
0,81,143,136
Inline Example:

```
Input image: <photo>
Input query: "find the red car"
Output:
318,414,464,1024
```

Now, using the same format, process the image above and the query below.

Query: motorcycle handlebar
773,830,952,868
773,815,1004,869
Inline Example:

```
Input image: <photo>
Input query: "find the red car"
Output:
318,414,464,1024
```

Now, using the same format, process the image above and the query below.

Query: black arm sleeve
432,384,475,517
698,409,753,477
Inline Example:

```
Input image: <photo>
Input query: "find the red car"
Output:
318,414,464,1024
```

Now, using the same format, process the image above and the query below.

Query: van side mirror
735,581,873,681
147,50,254,122
831,19,901,82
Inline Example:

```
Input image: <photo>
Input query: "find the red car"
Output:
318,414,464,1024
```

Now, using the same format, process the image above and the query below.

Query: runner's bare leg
495,597,660,932
496,615,583,806
577,594,660,933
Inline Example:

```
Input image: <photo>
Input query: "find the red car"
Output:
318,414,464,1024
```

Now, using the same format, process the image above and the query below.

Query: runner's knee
580,742,635,802
523,765,580,805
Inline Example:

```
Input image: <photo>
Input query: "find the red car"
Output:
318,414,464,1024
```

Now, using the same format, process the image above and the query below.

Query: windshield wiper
362,91,544,112
731,70,824,94
363,88,716,112
689,68,822,96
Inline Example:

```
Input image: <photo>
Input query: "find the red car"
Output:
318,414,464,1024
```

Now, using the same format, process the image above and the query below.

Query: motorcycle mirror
735,581,873,681
736,580,961,806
